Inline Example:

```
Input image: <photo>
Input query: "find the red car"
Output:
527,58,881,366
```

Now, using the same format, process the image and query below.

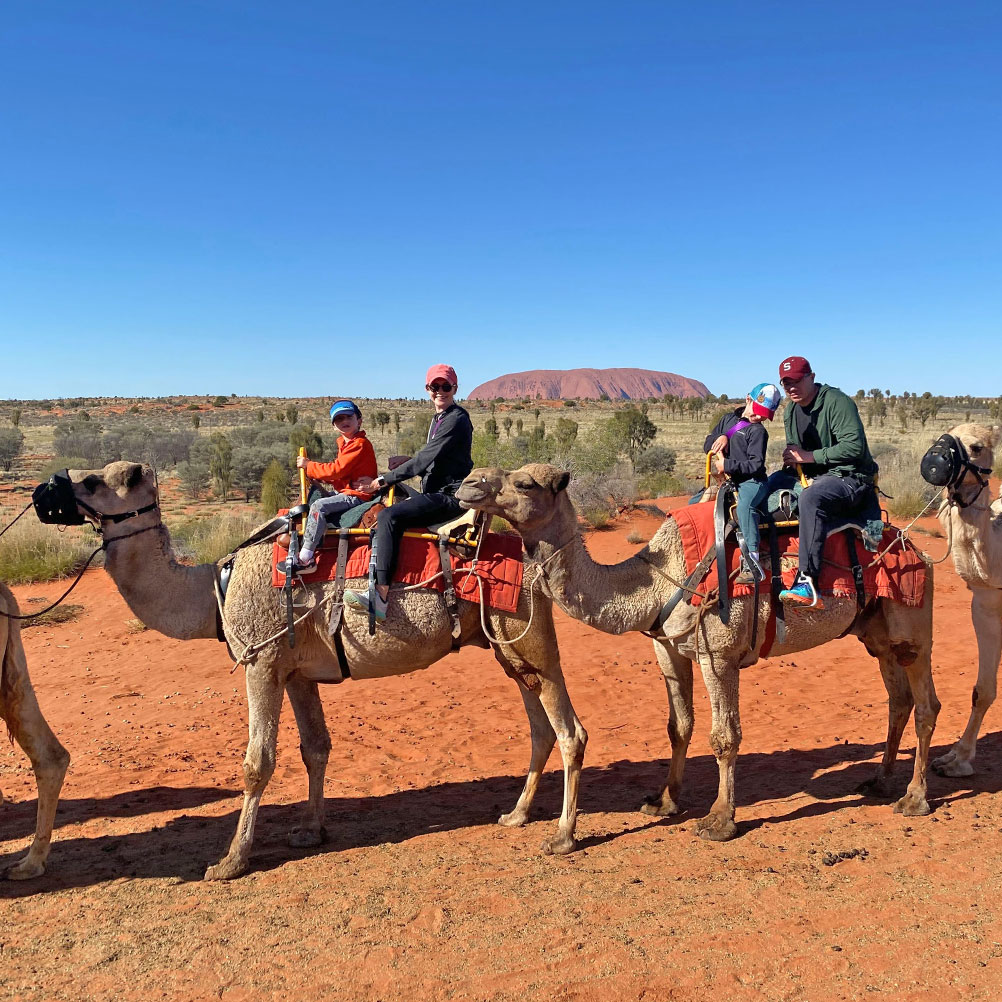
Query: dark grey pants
373,492,463,588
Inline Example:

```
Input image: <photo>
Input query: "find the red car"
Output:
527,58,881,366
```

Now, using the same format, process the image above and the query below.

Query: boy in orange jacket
284,400,377,574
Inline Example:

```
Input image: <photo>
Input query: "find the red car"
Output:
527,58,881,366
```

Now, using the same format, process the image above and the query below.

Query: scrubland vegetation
1,389,998,581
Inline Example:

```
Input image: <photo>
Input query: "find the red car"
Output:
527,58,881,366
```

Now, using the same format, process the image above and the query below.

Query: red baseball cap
425,364,458,387
778,356,812,381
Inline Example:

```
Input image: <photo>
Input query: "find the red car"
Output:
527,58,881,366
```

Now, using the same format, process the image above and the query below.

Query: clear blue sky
2,1,999,400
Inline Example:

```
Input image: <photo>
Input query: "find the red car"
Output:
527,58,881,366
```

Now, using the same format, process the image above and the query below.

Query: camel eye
970,444,983,455
511,475,537,492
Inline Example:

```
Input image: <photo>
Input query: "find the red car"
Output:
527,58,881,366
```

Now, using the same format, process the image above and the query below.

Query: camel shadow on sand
3,730,999,895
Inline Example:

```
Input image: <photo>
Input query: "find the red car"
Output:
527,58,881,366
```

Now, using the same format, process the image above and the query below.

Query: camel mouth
455,488,489,507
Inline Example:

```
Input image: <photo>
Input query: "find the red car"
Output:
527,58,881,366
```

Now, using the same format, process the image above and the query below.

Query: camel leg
2,626,71,881
284,675,331,848
496,672,557,828
204,666,284,880
892,638,940,816
1,693,70,881
856,638,914,799
933,587,1001,777
641,640,694,817
694,653,741,842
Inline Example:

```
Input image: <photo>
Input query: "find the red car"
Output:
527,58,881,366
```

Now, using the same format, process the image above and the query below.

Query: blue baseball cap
329,400,362,423
748,383,781,419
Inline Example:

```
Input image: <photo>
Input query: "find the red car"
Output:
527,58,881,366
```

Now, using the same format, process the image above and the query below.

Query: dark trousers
782,473,873,581
373,492,463,588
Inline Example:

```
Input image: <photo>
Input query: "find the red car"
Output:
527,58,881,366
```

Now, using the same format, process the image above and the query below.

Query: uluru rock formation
467,367,709,401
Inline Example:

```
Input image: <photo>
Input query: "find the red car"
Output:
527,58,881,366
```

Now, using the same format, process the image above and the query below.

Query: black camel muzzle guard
32,469,159,529
920,434,992,506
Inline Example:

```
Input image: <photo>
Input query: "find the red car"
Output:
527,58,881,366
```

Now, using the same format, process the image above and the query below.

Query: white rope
214,576,328,671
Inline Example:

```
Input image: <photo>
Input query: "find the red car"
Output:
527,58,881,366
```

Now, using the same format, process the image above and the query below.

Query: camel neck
102,524,220,640
521,497,675,635
942,500,1000,589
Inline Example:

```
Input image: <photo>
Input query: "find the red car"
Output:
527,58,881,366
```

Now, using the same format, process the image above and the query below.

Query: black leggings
373,492,463,587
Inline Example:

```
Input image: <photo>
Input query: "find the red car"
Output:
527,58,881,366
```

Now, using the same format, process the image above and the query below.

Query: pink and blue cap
749,383,782,419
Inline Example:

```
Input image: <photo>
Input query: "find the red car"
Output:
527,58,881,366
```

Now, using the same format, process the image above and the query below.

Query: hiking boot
344,588,388,622
277,556,319,577
735,553,765,586
778,576,824,609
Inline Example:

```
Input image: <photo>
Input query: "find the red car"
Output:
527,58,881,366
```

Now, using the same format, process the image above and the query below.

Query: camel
56,461,586,879
456,464,940,841
923,423,1002,778
1,583,71,879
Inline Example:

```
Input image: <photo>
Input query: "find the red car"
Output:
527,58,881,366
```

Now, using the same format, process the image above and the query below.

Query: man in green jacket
770,356,878,608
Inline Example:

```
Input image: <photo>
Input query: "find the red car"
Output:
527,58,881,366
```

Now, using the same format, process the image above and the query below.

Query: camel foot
695,814,737,842
204,855,249,881
640,795,681,817
856,775,894,800
893,791,931,817
288,826,326,849
931,750,974,778
4,855,46,881
498,809,530,828
541,833,577,856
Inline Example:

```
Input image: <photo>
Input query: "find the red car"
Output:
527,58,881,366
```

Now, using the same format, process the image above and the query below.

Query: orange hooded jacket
304,431,377,498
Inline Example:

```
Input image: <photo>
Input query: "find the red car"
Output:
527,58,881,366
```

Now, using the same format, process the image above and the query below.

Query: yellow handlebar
795,463,809,489
704,451,714,489
298,447,308,531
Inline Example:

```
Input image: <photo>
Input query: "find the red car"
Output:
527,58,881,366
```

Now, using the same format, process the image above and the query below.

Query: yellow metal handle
704,451,714,489
298,447,308,531
796,463,809,489
386,485,395,507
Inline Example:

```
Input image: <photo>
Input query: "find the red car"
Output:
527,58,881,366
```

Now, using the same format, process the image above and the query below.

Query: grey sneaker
735,552,765,586
344,589,388,621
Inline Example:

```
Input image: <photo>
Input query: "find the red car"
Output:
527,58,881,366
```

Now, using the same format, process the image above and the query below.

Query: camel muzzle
32,470,88,526
921,434,993,507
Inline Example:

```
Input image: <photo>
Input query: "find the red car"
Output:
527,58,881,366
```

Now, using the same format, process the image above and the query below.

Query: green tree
260,459,290,515
285,404,299,425
209,432,233,500
0,427,25,471
502,416,513,438
485,417,500,440
191,413,200,430
11,408,22,428
374,410,391,434
177,459,210,499
288,424,323,466
393,412,401,434
554,417,578,449
605,404,657,465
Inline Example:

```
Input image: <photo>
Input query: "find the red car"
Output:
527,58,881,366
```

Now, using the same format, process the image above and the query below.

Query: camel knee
972,683,996,710
668,713,694,747
243,748,276,790
890,642,920,668
557,725,587,768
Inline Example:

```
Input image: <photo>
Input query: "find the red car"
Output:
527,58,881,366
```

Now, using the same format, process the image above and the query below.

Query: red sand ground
2,506,1001,1002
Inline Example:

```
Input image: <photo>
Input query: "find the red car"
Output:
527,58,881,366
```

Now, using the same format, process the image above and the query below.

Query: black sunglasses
426,382,454,393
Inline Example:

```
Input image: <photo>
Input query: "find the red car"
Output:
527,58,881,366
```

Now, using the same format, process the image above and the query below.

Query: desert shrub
177,459,211,499
0,517,96,584
0,427,25,471
209,432,233,500
261,459,292,516
634,445,677,476
288,424,324,467
568,462,637,526
471,431,528,469
39,457,91,480
285,405,299,426
53,423,103,464
626,530,646,544
637,472,686,499
396,412,432,457
167,511,260,564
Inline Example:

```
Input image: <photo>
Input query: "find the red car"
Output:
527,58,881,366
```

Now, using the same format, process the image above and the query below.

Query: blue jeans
302,492,366,553
735,478,770,558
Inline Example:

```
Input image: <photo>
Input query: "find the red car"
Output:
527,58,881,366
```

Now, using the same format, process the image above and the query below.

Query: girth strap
325,530,352,681
844,533,867,611
649,540,716,635
714,483,732,626
284,522,299,649
439,535,462,651
768,519,786,648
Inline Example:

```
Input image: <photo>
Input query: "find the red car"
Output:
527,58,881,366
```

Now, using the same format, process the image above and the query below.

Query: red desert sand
2,501,1001,1002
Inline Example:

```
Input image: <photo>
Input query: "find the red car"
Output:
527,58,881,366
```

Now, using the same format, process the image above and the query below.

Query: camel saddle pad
670,502,926,608
270,531,524,613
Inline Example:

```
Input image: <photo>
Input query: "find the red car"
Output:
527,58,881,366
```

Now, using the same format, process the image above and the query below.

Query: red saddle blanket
270,530,524,614
670,502,926,608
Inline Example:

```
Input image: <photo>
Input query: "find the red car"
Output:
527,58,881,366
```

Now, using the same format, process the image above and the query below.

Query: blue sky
2,2,999,400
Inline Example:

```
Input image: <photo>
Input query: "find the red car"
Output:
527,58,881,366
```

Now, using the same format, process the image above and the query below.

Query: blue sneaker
344,589,388,621
778,576,823,609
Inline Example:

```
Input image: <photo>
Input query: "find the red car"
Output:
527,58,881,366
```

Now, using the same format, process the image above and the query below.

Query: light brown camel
1,583,70,879
61,461,586,880
925,423,1002,778
456,464,940,841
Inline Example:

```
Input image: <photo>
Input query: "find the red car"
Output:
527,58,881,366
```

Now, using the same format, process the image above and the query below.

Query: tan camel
61,461,586,880
456,464,940,840
1,584,70,879
925,423,1002,778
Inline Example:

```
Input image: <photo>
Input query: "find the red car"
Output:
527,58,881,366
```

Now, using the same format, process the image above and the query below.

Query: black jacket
382,403,474,495
704,408,768,483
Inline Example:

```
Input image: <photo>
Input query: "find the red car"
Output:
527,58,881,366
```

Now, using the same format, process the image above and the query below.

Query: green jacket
783,384,878,481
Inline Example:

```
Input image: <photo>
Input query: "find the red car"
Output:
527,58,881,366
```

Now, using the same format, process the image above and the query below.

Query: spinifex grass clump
0,516,96,584
167,511,261,565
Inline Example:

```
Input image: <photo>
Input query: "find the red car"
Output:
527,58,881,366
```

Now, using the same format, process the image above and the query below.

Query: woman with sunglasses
345,364,474,622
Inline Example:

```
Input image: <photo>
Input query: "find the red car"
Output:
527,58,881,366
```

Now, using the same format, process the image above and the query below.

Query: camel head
457,464,572,535
50,462,159,530
921,424,996,508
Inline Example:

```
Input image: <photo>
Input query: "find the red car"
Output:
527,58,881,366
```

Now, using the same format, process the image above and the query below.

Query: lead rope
0,501,33,540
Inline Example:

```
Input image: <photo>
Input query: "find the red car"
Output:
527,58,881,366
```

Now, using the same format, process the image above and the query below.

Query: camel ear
552,470,571,494
126,464,145,489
